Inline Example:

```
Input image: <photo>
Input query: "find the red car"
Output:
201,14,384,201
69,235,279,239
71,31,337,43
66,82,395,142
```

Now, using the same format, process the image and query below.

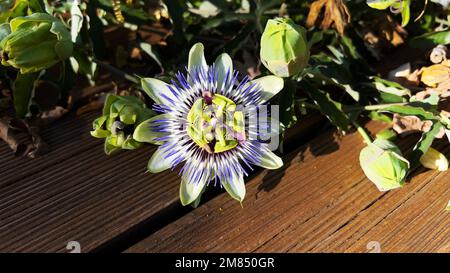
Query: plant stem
353,122,373,144
345,102,408,112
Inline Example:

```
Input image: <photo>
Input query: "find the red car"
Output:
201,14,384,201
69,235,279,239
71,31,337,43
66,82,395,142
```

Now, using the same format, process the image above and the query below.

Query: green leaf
371,76,411,102
381,105,438,121
0,23,11,43
139,42,163,71
308,30,323,49
301,81,350,131
376,129,397,141
369,111,393,123
307,69,360,101
13,72,37,117
409,122,443,170
400,0,411,27
86,1,106,59
279,79,297,128
410,30,450,48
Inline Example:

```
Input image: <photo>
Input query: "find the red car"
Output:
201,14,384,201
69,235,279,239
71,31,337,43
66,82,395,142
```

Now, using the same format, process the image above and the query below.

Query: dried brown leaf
393,114,445,138
306,0,351,36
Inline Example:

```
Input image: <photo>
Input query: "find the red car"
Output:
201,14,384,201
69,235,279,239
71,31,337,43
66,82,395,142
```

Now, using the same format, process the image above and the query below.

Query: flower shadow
256,126,340,194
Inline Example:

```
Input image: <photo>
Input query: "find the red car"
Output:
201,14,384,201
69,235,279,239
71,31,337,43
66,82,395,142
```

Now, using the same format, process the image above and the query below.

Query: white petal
214,53,233,92
147,146,179,173
180,178,207,206
133,114,170,145
141,78,177,106
222,169,246,203
250,75,284,103
255,147,283,170
188,43,208,74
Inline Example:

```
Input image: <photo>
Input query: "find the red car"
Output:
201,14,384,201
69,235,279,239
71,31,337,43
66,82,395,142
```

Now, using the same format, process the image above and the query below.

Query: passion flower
0,13,73,74
134,43,284,206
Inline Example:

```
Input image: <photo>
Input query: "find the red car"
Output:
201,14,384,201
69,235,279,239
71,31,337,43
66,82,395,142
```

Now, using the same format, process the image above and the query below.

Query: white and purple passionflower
133,43,284,206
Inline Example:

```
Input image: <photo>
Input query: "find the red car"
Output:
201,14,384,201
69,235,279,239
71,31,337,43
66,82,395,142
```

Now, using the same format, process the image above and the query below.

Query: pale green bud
91,94,155,155
0,13,73,74
420,147,449,172
260,18,309,78
360,139,410,191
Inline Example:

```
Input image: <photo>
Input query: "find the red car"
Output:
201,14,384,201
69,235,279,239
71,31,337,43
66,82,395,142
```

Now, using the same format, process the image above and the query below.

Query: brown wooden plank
0,111,100,187
0,112,181,252
125,122,450,253
0,110,323,252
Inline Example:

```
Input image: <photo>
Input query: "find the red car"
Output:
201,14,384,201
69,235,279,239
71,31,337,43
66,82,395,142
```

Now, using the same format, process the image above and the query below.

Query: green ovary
187,94,245,154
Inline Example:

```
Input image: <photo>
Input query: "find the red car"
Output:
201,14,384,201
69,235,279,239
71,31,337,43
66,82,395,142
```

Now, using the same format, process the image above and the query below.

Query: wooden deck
0,110,449,253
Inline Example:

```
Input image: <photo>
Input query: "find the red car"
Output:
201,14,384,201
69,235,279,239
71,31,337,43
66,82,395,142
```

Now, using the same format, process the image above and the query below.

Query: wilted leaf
420,64,450,87
306,0,351,36
393,114,433,135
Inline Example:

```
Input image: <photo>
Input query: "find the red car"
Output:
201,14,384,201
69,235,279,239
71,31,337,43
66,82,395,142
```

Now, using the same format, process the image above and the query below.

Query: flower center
186,93,245,154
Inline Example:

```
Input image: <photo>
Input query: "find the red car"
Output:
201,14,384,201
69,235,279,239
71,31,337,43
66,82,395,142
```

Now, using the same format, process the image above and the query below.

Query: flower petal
133,114,171,145
250,75,284,103
214,53,233,92
255,147,283,170
141,78,177,106
222,169,246,203
147,146,178,173
188,42,208,74
180,178,207,206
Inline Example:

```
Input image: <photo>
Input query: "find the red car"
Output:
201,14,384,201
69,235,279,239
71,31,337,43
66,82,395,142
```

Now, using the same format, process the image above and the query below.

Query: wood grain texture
126,122,450,253
0,111,182,252
0,110,323,252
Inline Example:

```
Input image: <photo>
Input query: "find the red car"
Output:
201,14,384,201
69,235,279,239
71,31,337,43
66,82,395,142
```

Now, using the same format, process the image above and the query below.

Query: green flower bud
420,147,449,172
0,13,73,74
260,18,309,78
360,139,410,191
91,94,155,155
